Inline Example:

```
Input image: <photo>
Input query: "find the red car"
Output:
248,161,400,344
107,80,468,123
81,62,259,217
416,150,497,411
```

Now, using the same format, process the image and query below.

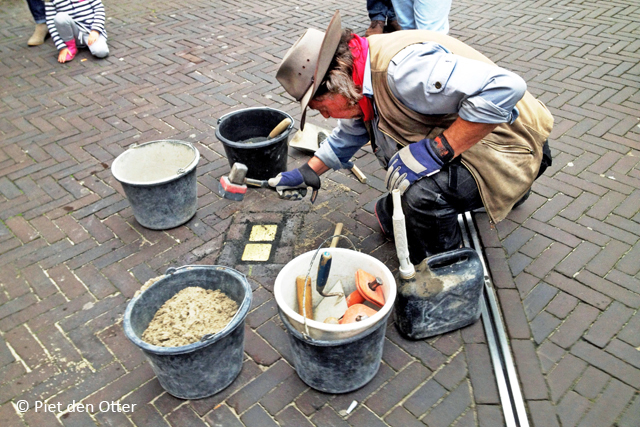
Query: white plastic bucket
274,248,397,340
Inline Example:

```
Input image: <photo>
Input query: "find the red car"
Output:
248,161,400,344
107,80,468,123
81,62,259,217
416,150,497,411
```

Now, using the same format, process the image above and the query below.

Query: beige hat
276,11,342,130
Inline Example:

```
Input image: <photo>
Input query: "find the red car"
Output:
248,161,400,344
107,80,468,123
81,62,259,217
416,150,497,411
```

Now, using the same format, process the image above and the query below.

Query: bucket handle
298,234,359,340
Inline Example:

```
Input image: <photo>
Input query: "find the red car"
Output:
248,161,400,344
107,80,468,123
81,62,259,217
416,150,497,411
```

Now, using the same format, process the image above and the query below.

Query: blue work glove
384,134,454,194
268,163,321,203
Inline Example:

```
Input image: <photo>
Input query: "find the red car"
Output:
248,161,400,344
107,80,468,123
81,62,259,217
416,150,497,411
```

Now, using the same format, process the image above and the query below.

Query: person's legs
390,0,416,29
87,35,109,59
367,0,388,21
26,0,46,23
375,160,484,265
413,0,452,33
54,12,81,60
365,0,387,36
27,0,49,46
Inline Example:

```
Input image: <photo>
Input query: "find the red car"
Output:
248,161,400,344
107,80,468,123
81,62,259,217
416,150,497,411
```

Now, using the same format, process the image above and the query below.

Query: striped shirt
45,0,107,50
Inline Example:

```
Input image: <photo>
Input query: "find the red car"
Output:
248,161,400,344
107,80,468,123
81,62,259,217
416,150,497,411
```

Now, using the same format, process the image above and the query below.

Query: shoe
64,39,78,61
385,20,403,33
28,23,49,46
365,20,385,37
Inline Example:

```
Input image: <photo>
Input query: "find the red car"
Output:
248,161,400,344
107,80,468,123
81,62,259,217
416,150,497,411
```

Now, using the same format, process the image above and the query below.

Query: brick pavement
1,0,639,426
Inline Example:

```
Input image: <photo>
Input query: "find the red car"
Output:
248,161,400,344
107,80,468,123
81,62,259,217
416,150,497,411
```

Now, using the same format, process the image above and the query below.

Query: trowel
239,117,292,144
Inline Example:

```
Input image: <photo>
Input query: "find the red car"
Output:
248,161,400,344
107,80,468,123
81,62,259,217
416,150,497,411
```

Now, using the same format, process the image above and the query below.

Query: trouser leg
366,0,387,21
376,160,484,265
87,35,109,58
390,0,416,29
26,0,46,23
53,12,80,42
413,0,452,33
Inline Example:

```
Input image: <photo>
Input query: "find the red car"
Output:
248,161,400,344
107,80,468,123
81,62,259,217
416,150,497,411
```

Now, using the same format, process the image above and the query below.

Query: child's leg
53,12,80,43
88,35,109,59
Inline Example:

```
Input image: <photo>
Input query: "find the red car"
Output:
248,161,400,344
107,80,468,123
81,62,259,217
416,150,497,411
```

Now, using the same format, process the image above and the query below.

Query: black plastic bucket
215,108,294,180
111,140,199,230
123,265,252,399
394,248,484,339
279,309,391,394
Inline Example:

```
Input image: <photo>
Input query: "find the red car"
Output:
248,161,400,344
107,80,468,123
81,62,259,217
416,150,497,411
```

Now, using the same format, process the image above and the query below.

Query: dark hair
313,29,362,104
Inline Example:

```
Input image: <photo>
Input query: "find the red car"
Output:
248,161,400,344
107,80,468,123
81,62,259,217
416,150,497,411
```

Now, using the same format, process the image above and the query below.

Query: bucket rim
111,139,200,187
215,107,295,150
274,248,397,338
123,265,252,355
279,309,391,346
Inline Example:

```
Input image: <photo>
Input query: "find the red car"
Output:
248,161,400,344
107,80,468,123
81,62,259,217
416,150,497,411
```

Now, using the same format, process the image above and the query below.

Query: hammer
218,163,270,201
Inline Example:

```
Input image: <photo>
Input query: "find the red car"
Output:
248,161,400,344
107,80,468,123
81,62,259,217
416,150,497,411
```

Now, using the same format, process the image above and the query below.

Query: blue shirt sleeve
314,119,371,170
387,42,526,124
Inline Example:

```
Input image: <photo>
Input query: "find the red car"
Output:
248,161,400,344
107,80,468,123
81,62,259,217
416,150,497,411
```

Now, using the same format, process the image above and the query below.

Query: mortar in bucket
274,248,396,393
123,265,252,400
111,140,199,230
215,107,294,180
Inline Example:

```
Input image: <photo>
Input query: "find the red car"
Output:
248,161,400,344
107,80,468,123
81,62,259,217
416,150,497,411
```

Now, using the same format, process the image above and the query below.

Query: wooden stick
296,276,312,318
330,223,343,248
350,164,367,183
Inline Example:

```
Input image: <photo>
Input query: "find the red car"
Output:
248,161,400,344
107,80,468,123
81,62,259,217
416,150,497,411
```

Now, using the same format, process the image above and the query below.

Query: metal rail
458,212,530,427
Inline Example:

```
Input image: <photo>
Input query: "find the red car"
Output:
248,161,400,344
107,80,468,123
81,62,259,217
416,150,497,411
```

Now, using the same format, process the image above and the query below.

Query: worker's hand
58,48,70,63
384,134,454,194
268,164,321,202
87,30,100,46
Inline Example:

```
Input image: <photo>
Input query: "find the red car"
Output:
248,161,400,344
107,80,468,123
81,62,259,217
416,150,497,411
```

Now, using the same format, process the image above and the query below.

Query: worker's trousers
375,140,551,265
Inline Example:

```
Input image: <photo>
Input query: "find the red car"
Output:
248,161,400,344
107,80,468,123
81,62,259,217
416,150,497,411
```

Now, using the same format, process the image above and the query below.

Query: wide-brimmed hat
276,11,342,130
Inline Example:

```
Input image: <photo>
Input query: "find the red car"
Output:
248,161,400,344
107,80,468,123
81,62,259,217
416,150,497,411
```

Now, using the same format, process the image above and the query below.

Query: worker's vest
367,30,554,223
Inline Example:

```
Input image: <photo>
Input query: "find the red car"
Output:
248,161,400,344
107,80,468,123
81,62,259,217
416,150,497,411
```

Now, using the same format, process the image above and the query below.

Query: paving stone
548,353,588,403
384,406,424,427
310,405,351,427
617,393,640,427
274,405,313,427
226,360,295,415
524,282,558,320
433,351,468,391
571,341,640,389
557,391,590,427
466,344,499,405
497,289,531,339
403,379,447,417
421,381,472,427
365,362,430,416
574,366,611,400
477,404,505,427
528,400,560,427
576,378,635,427
240,405,279,427
511,339,548,400
583,301,634,348
346,405,388,427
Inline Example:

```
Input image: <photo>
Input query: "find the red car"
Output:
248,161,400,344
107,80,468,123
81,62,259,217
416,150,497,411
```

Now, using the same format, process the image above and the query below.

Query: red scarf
349,34,374,122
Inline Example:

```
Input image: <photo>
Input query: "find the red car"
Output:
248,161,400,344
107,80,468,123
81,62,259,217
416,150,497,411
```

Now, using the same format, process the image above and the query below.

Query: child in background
45,0,109,63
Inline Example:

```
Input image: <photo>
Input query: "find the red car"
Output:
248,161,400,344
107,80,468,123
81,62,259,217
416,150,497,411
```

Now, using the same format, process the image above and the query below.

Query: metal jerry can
394,247,484,340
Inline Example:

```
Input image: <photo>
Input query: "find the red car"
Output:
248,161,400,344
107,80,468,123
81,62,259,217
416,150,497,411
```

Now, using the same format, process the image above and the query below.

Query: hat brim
299,10,342,129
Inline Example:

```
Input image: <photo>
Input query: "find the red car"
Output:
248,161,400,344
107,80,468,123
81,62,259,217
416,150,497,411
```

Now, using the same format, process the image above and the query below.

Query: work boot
385,20,403,33
64,39,78,61
364,20,385,37
28,23,49,46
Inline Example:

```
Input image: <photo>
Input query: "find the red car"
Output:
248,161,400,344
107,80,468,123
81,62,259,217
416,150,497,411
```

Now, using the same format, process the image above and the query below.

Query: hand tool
240,117,293,143
392,189,416,280
218,163,274,201
218,162,249,201
296,275,313,319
